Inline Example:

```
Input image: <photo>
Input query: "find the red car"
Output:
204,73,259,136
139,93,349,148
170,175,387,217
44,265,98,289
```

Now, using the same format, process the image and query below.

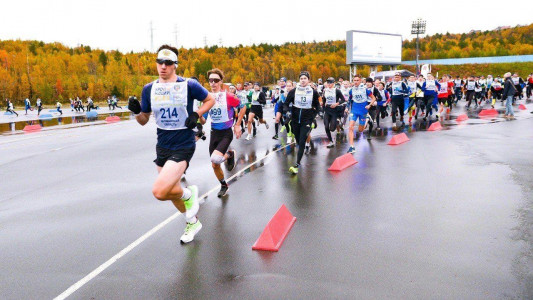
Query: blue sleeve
188,79,209,101
421,82,426,92
402,83,409,93
366,90,372,97
436,81,441,89
141,83,152,113
348,90,352,102
203,112,209,119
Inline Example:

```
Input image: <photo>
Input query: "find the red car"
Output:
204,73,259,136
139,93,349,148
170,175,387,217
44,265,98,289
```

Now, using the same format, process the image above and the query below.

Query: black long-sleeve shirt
284,86,320,123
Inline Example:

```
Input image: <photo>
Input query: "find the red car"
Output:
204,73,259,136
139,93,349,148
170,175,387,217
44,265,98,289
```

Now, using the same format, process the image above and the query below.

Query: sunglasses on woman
208,78,221,83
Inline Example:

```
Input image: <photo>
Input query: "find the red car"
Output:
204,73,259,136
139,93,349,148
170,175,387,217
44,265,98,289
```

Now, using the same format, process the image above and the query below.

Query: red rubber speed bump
105,116,121,123
328,153,358,172
428,122,442,131
252,204,296,252
456,114,469,122
479,109,498,116
387,133,410,146
519,104,527,110
23,124,42,132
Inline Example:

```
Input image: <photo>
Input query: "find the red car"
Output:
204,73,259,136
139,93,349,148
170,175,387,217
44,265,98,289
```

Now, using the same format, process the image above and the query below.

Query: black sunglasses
156,59,176,66
208,78,221,83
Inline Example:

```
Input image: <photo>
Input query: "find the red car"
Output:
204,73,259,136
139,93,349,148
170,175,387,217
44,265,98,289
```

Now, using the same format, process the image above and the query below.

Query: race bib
294,86,313,109
324,88,336,105
512,77,519,85
425,80,436,91
439,82,448,94
150,80,189,130
251,91,261,105
209,92,230,123
467,81,475,90
351,84,369,103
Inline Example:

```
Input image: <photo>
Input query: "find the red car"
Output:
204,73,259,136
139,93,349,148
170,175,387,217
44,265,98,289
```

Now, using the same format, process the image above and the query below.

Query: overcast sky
1,0,532,52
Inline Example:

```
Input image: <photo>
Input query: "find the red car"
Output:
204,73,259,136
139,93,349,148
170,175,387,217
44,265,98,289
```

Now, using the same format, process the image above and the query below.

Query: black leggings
466,90,475,107
391,96,404,123
292,120,312,165
323,108,338,142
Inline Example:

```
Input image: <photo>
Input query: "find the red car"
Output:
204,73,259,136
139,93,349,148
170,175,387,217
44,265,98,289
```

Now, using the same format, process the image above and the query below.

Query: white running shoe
180,220,202,244
183,185,199,220
265,122,269,129
246,134,252,141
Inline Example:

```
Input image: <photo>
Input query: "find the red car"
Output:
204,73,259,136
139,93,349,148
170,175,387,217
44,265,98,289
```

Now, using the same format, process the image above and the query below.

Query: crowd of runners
125,44,533,244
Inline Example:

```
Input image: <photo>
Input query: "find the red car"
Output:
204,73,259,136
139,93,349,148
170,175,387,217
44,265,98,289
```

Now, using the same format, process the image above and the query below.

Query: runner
70,98,75,111
107,97,113,110
490,78,503,108
375,81,391,129
511,73,524,102
6,99,18,116
284,71,320,174
87,97,98,112
464,76,478,109
272,78,287,140
36,98,43,115
202,69,245,197
346,74,376,153
437,75,449,120
56,101,63,115
245,82,269,140
127,45,215,244
389,72,409,127
421,73,441,121
474,77,483,107
413,75,425,119
453,76,463,104
322,77,345,147
24,98,32,115
365,77,381,139
112,96,122,110
406,75,418,123
527,73,533,99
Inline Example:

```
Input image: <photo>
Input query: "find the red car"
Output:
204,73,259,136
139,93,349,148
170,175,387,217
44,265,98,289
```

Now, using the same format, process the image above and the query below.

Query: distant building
469,29,481,34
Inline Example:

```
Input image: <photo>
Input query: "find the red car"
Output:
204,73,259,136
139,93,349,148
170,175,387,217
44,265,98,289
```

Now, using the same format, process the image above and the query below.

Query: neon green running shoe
183,185,199,219
180,220,202,244
289,165,298,174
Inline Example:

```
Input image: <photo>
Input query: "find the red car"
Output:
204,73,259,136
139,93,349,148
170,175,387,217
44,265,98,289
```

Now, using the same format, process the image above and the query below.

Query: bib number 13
160,107,179,119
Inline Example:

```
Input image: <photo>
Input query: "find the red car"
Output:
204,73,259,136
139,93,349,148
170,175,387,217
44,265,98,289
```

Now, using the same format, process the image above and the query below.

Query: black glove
185,112,199,129
128,96,141,114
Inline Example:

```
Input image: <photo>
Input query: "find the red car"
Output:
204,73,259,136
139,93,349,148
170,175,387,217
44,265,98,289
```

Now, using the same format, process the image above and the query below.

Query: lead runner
128,45,215,244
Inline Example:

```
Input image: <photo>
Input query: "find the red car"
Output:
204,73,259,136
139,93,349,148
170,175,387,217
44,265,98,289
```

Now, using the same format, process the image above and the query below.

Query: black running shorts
154,146,195,168
209,128,233,155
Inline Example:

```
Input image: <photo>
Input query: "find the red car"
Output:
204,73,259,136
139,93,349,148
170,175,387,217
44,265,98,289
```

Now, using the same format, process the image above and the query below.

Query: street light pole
411,18,426,76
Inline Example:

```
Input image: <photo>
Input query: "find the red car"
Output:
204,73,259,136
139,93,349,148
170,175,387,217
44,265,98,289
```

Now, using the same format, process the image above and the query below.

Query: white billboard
346,30,402,65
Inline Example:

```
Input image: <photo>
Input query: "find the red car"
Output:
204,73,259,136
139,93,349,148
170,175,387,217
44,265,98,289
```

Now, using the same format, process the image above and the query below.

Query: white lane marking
54,141,294,300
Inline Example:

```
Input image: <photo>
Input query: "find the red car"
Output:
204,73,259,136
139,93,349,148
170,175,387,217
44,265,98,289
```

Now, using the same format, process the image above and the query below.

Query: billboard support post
349,65,357,81
411,19,426,76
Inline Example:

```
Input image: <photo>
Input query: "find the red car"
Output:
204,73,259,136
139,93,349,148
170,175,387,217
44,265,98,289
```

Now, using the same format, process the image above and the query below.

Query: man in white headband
128,45,215,244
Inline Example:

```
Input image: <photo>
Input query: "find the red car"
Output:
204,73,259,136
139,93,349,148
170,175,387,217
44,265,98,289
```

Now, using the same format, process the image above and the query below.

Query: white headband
157,49,178,64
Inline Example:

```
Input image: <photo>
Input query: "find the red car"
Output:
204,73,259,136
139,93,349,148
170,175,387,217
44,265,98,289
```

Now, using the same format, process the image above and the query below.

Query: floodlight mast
411,19,426,75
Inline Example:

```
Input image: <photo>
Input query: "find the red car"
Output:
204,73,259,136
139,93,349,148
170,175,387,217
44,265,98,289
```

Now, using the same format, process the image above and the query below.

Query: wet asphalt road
1,101,532,299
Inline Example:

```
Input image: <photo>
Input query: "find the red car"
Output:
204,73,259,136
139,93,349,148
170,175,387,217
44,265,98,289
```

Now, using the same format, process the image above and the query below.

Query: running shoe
366,134,372,141
305,143,310,152
265,122,269,129
180,220,202,244
217,185,229,198
183,185,199,220
289,166,298,174
347,146,355,153
272,134,279,140
226,150,236,171
245,134,252,141
326,142,334,148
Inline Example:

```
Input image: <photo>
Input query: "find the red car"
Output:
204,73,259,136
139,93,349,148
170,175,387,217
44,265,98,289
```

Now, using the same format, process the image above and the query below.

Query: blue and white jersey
141,76,209,150
349,84,372,114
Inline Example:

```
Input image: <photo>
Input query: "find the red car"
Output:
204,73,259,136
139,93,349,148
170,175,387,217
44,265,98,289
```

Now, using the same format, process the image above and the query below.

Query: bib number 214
159,107,178,119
